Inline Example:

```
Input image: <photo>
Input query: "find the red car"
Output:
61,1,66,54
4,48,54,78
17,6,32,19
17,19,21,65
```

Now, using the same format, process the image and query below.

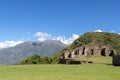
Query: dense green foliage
20,54,59,64
66,32,120,53
0,64,120,80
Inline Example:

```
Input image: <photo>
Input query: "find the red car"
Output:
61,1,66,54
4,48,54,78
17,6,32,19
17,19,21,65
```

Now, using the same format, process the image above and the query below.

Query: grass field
0,57,120,80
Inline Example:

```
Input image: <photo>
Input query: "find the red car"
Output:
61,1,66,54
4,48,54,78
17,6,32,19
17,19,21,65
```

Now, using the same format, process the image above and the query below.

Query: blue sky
0,0,120,48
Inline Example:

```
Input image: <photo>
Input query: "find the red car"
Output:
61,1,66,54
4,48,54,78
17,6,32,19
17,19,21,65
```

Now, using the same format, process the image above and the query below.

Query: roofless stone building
62,45,116,59
59,45,116,64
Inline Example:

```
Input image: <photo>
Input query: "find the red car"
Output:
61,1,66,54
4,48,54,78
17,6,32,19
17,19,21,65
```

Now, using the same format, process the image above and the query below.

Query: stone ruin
62,45,116,59
59,45,116,64
59,59,81,64
59,58,93,64
112,55,120,66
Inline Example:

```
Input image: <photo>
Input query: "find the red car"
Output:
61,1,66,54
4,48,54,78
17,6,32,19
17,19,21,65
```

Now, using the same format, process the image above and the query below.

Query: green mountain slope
71,32,120,53
58,32,120,58
0,40,67,64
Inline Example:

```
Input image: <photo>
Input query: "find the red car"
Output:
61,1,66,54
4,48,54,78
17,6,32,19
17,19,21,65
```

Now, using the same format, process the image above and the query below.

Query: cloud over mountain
0,41,23,49
0,32,79,49
34,32,51,41
1,30,119,49
94,29,103,32
34,32,79,45
54,34,79,45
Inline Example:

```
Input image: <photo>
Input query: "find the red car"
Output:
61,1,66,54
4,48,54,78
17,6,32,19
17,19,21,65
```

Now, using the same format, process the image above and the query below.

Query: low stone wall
59,59,93,64
59,59,81,64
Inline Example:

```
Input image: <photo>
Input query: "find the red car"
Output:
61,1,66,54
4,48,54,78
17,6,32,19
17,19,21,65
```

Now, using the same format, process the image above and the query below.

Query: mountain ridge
0,40,67,64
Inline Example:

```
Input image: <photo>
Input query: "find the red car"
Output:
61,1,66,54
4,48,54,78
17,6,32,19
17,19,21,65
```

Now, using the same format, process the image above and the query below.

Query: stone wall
112,55,120,66
93,46,101,56
63,45,116,58
59,59,81,64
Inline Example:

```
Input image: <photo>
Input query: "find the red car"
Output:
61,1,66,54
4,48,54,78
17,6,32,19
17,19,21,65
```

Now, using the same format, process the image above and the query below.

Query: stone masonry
63,45,116,58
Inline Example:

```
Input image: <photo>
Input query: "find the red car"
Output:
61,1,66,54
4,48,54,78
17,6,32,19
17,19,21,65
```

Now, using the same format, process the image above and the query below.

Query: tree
20,54,41,64
20,54,60,64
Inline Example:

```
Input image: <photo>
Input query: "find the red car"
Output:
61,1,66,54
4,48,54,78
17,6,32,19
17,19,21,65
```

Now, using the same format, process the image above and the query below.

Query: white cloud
34,32,79,45
94,29,103,32
110,30,115,33
0,41,23,49
53,34,79,45
34,32,51,41
38,37,47,41
34,32,51,38
94,29,120,35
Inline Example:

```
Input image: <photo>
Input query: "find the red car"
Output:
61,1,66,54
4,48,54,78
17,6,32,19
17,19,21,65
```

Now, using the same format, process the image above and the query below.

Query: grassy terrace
72,56,113,64
0,56,120,80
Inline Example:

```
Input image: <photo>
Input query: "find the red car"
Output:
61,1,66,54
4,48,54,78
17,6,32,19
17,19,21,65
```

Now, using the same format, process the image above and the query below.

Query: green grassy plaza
0,56,120,80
